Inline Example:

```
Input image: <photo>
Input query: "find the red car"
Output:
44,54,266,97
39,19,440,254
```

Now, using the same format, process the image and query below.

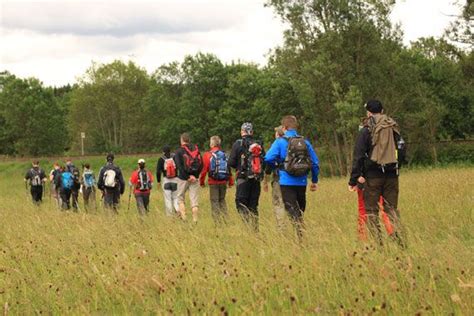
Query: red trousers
357,188,394,240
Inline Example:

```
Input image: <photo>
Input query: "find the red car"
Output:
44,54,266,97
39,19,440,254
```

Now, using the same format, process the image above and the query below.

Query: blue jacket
264,129,319,186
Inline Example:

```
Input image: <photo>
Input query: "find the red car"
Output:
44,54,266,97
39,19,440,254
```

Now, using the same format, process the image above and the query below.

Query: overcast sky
0,0,462,86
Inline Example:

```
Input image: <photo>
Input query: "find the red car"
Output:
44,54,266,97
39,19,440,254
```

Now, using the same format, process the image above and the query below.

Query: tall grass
0,162,472,314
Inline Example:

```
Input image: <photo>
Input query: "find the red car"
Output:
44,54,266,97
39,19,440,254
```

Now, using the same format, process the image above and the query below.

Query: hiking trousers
135,193,150,216
60,189,72,210
83,186,96,211
364,177,404,247
162,178,179,216
30,185,43,204
209,184,228,224
103,187,120,213
71,188,79,211
280,185,306,240
235,178,261,231
272,181,286,229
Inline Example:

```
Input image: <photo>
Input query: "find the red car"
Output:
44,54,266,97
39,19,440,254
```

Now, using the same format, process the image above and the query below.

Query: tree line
0,0,472,176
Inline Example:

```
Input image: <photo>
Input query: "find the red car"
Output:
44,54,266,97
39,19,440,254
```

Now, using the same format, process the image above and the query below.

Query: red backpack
182,144,202,175
164,157,176,178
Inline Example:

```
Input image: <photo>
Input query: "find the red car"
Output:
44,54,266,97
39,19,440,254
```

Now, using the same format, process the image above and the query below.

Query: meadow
0,158,473,314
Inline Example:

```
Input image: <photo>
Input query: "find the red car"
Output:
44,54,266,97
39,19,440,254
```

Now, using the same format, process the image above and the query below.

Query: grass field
0,159,473,314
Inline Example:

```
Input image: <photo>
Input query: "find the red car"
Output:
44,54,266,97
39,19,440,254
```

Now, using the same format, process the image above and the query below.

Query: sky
0,0,463,86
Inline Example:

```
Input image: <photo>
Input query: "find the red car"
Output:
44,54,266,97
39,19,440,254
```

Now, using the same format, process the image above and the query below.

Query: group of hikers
24,101,406,246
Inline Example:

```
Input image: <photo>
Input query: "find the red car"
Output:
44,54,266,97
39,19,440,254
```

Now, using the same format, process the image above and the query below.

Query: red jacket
129,169,154,194
199,147,234,186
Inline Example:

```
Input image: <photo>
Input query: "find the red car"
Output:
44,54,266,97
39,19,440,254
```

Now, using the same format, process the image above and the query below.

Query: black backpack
137,169,151,191
283,136,312,176
239,138,264,180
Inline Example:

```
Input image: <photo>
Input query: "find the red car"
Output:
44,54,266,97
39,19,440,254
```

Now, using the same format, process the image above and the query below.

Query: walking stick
127,184,132,211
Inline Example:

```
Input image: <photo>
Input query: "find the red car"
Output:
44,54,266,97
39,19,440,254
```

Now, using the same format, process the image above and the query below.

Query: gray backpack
283,136,312,176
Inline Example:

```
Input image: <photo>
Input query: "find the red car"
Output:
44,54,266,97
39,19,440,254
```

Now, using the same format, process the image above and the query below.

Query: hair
274,126,285,137
181,133,191,144
84,163,90,169
281,115,298,129
162,145,171,154
210,136,221,148
32,160,39,165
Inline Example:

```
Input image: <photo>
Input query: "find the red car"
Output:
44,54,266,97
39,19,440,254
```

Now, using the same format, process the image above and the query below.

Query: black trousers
30,185,43,204
280,185,306,240
104,187,120,213
60,189,72,210
235,178,261,231
364,176,404,247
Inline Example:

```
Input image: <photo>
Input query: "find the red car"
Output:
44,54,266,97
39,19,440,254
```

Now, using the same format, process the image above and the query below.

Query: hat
365,100,383,114
162,145,171,154
241,122,253,134
106,153,114,162
138,159,145,164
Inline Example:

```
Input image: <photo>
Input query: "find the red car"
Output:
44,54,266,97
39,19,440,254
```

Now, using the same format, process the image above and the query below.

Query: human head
53,162,60,170
162,145,171,155
241,122,253,136
180,133,191,145
32,160,39,168
274,126,284,139
106,153,114,162
84,163,90,169
66,159,72,166
281,115,298,131
365,99,383,116
210,136,221,148
138,159,145,169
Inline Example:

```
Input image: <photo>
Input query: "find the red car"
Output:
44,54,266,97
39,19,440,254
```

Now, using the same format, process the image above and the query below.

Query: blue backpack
61,171,74,190
83,170,95,188
209,150,230,181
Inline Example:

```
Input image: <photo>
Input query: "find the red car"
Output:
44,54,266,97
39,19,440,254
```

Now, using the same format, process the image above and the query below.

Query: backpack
30,169,42,186
182,145,202,175
283,136,312,177
61,171,74,190
137,169,151,191
240,139,264,180
103,168,117,188
209,150,230,181
71,167,81,186
83,170,95,188
368,115,400,166
164,156,177,179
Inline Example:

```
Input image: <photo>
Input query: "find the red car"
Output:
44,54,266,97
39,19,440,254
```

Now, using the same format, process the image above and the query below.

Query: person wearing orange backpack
229,122,265,231
199,136,234,224
156,145,179,216
129,159,154,216
174,133,203,223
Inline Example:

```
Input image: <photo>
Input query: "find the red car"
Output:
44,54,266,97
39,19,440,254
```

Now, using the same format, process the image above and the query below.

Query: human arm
348,128,370,187
199,152,210,186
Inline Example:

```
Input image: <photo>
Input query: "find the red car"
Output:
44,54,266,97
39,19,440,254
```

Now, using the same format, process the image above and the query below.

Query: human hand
263,182,269,193
348,185,357,192
357,176,366,184
310,183,318,192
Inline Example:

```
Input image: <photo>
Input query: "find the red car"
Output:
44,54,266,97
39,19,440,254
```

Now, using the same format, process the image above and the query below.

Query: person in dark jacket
156,145,179,216
265,116,319,240
174,133,203,222
97,153,125,213
348,100,405,247
229,122,265,231
65,159,81,211
24,160,46,205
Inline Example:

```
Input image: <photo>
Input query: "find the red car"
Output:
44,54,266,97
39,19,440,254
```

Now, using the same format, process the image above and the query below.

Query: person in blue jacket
265,115,319,240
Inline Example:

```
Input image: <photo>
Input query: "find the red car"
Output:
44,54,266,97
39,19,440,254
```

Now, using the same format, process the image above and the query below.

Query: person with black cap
24,160,46,205
129,159,154,216
229,122,265,231
97,153,125,213
65,159,81,211
156,145,179,216
348,100,406,248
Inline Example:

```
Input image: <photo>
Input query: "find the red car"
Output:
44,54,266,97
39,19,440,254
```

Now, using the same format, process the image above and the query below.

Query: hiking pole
127,184,132,211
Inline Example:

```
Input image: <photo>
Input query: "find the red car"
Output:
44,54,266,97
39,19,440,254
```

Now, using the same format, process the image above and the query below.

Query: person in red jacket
129,159,154,216
200,136,234,224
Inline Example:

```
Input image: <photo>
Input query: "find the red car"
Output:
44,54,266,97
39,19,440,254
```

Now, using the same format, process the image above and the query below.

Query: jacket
97,162,125,194
349,125,399,186
264,129,320,186
174,143,202,181
129,169,154,194
199,147,235,186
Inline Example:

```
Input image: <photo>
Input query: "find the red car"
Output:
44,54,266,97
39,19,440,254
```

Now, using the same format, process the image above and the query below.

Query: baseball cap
138,159,145,164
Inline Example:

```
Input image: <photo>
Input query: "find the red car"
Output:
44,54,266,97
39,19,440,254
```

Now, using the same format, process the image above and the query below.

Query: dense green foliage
0,0,472,175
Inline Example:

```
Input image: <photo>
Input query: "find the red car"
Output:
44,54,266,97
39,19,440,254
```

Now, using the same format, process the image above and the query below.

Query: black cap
365,100,383,114
106,153,114,162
